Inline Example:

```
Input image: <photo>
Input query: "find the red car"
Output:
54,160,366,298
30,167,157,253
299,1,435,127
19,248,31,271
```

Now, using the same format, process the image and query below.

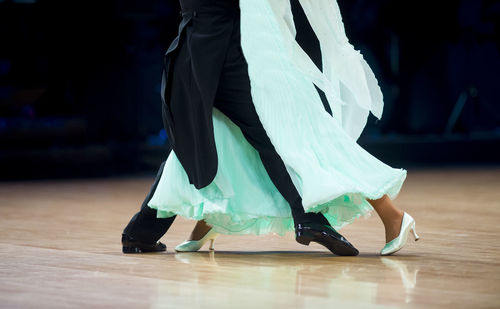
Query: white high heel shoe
380,212,419,256
175,229,219,252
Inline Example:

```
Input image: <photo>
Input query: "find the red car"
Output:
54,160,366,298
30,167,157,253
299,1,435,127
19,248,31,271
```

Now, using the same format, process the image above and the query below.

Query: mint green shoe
175,229,219,252
380,212,419,256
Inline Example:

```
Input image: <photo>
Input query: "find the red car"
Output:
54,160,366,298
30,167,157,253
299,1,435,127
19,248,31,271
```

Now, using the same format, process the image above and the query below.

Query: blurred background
0,0,499,180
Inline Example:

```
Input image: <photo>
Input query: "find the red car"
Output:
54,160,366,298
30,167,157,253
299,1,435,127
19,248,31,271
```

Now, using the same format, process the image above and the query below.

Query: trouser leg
213,20,328,226
123,160,176,243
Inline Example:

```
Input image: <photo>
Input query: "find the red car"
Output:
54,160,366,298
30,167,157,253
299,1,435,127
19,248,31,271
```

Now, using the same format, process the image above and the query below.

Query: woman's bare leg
367,195,404,243
188,220,213,241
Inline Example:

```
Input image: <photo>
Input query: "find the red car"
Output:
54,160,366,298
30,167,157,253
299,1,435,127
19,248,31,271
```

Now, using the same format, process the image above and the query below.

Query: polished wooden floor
0,167,499,308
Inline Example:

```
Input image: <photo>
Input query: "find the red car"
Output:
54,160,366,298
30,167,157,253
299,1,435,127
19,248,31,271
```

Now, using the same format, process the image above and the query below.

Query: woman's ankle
189,220,213,241
384,211,404,243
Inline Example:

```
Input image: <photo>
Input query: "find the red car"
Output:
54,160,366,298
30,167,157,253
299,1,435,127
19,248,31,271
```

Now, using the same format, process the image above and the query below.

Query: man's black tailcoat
161,2,240,189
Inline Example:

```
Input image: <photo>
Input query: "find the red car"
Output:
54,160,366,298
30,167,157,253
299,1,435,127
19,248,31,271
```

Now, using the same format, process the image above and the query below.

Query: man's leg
213,40,326,227
122,161,176,253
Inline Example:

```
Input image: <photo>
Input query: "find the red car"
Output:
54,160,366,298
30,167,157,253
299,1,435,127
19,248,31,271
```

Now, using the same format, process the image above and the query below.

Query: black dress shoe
122,234,167,253
295,223,359,256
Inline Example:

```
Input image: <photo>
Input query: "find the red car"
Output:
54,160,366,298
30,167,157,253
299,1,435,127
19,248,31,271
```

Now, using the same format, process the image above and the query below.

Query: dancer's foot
295,223,359,256
380,212,419,256
189,220,213,241
385,211,405,243
367,194,404,243
176,220,219,252
121,234,166,253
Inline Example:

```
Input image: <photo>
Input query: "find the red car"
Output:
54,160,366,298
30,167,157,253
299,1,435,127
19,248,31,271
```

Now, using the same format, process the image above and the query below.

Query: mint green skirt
147,0,407,236
148,110,406,236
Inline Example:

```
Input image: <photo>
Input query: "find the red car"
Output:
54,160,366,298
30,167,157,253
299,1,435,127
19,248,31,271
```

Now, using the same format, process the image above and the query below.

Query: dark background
0,0,499,179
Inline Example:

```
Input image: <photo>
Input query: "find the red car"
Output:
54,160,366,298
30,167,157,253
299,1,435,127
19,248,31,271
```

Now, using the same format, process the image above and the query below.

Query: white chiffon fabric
147,0,407,235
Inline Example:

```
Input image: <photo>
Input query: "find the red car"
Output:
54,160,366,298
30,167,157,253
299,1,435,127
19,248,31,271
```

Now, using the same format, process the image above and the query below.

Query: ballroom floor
0,167,499,308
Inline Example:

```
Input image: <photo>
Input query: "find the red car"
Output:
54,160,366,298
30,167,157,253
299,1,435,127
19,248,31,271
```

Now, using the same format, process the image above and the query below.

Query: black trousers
123,2,329,244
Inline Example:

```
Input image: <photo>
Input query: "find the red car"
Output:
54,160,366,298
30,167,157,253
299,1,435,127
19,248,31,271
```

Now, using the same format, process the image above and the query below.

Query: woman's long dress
147,0,407,235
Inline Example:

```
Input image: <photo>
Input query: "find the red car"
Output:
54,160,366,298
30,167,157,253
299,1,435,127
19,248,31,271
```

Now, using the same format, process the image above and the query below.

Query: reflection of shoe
295,223,359,256
121,234,166,253
380,212,419,256
381,257,419,289
175,229,219,252
175,251,218,265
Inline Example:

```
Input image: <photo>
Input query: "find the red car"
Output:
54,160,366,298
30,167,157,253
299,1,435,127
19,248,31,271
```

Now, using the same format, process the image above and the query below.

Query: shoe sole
296,232,359,256
122,246,166,254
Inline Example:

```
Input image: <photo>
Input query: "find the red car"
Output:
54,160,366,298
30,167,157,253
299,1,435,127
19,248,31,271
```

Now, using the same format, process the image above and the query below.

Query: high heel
175,229,219,252
380,212,419,256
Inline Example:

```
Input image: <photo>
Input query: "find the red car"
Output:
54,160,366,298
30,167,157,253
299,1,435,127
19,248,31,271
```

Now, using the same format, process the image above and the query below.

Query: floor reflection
381,257,420,304
161,251,421,307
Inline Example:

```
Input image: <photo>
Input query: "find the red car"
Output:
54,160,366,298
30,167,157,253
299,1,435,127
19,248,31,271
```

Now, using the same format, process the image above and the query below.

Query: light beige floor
0,167,499,308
